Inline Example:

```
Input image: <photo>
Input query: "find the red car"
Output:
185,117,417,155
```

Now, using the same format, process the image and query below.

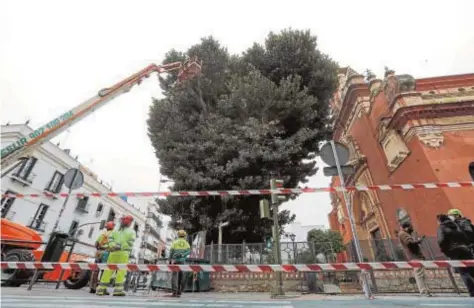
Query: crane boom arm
1,60,200,171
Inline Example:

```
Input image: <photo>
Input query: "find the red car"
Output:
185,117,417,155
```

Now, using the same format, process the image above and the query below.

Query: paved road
1,288,473,307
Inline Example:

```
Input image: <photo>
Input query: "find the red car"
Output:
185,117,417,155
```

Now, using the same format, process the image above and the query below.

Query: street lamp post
218,221,229,263
289,233,296,263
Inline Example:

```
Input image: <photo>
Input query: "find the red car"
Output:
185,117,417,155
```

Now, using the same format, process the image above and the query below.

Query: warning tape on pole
1,181,473,199
1,261,474,272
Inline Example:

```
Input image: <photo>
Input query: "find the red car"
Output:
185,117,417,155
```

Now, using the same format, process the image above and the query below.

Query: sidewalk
3,286,469,301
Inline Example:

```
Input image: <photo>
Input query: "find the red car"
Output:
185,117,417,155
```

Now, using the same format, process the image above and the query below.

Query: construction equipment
1,57,202,174
0,56,202,287
0,218,91,287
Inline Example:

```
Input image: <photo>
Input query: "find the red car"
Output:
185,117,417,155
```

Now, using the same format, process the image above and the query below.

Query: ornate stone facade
328,69,474,255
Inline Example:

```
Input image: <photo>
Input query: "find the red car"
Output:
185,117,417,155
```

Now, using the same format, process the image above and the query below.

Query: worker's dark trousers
171,261,187,295
459,267,474,296
89,257,102,291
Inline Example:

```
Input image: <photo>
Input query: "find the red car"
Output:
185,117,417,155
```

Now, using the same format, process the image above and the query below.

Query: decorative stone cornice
416,126,444,148
403,120,474,148
387,99,474,132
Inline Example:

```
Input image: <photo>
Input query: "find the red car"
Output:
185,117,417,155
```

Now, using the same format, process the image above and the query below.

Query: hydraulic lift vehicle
0,57,202,288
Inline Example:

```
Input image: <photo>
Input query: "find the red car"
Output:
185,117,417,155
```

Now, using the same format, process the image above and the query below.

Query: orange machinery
1,218,92,287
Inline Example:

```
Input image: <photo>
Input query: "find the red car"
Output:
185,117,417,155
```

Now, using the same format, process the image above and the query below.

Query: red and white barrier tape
1,181,473,199
2,261,474,272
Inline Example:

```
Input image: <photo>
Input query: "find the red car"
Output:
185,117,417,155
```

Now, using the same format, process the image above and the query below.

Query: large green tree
147,30,338,244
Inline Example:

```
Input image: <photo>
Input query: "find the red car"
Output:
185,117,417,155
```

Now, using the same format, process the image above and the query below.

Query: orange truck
1,218,92,288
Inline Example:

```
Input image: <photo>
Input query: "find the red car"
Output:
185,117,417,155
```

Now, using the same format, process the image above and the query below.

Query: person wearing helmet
96,215,136,297
437,214,474,296
169,229,191,297
90,221,115,294
398,222,431,296
448,209,474,244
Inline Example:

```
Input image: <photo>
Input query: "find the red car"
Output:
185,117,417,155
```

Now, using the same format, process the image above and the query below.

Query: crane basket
177,56,202,83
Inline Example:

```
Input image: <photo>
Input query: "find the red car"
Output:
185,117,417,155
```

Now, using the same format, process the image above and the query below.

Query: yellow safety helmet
448,209,463,217
177,230,187,238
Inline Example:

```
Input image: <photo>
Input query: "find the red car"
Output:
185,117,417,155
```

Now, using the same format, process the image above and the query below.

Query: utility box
259,199,270,219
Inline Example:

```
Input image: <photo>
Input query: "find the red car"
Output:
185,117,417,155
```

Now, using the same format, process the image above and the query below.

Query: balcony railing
145,225,161,240
141,242,159,253
10,172,36,186
148,213,163,228
28,217,47,232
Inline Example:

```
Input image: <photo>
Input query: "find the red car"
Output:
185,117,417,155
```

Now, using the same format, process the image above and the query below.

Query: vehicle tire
63,262,90,290
1,249,35,287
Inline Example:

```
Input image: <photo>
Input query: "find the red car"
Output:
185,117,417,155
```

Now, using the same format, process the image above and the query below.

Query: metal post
210,241,214,263
270,178,284,296
52,169,78,233
27,269,40,291
446,267,461,294
218,221,229,263
55,240,76,289
292,239,296,264
242,240,246,264
330,140,373,299
218,226,223,263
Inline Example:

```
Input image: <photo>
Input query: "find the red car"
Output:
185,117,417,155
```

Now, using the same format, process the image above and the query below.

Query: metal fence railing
203,241,338,265
204,237,446,265
204,237,467,295
345,237,446,262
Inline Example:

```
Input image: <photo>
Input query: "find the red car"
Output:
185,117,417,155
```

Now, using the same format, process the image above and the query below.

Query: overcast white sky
1,0,473,227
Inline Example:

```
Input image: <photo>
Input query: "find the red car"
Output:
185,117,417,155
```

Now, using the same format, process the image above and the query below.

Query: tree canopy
307,229,345,254
147,29,338,244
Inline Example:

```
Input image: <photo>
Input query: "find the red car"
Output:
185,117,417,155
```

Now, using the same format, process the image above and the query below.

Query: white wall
1,124,149,260
282,222,326,243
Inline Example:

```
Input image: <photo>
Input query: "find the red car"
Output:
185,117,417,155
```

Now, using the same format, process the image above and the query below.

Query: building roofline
1,123,145,219
416,73,474,84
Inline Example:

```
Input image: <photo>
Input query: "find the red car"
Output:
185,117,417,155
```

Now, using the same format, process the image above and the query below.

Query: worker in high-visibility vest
90,221,115,294
96,215,136,296
169,229,191,297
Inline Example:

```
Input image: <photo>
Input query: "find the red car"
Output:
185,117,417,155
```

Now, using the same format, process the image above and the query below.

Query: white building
139,202,165,262
161,223,177,258
1,124,160,262
282,222,327,243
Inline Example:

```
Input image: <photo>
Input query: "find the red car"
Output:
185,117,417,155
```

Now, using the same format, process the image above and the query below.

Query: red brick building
327,68,474,259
